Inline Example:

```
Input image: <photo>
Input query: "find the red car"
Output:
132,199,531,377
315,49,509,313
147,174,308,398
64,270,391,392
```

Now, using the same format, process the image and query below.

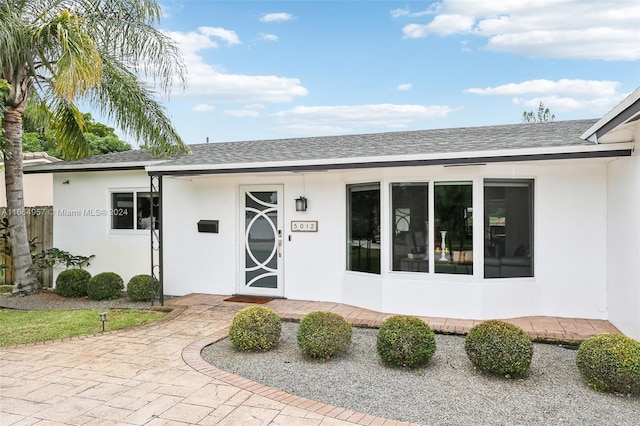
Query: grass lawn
0,309,167,346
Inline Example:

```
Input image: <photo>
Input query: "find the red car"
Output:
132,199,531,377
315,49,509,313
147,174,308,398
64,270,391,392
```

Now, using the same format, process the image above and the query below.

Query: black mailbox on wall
197,220,219,233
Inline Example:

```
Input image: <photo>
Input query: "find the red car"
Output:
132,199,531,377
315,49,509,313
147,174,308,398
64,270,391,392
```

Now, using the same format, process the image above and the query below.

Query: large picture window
111,191,158,230
391,183,429,272
484,180,533,278
347,183,380,274
434,182,473,275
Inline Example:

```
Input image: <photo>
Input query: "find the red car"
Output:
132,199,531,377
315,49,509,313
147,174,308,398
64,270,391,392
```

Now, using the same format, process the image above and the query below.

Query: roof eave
146,142,634,176
580,87,640,143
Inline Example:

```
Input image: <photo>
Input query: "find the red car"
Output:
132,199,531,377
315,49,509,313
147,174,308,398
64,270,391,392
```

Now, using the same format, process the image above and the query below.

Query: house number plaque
291,220,318,232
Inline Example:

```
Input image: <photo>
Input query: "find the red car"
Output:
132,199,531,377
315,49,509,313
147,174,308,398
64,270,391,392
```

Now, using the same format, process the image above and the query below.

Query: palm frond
88,59,189,157
49,98,91,159
34,8,102,100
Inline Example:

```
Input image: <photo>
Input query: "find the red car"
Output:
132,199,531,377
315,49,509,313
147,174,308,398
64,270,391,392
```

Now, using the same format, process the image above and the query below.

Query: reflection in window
434,182,473,275
347,183,380,274
391,183,429,272
111,191,158,230
484,180,533,278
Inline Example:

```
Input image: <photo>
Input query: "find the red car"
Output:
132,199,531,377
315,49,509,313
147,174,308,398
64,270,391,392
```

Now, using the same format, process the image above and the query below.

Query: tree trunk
2,108,41,293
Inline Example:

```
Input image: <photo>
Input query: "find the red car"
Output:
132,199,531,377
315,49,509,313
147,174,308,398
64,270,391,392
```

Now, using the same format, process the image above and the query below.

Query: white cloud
400,0,639,61
193,104,215,112
260,13,295,23
396,83,412,91
274,104,454,135
466,79,628,112
465,79,621,97
164,29,308,103
258,33,279,42
199,27,241,45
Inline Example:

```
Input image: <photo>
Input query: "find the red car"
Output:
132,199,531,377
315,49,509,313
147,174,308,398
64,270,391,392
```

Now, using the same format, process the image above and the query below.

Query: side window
347,183,380,274
484,180,534,278
111,192,134,229
111,191,158,230
434,182,473,275
391,182,429,272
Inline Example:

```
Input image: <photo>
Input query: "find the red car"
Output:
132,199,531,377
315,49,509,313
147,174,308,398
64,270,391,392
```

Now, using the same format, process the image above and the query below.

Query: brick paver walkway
0,294,621,425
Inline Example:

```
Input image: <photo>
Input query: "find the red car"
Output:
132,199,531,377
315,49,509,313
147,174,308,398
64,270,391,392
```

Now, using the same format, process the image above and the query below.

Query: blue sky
106,0,640,145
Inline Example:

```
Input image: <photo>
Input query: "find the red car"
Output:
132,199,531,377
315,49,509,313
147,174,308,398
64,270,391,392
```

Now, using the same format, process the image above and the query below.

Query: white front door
238,185,284,297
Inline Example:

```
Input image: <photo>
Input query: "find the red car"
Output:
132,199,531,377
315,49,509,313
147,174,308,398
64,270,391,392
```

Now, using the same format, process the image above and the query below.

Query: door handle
277,239,283,257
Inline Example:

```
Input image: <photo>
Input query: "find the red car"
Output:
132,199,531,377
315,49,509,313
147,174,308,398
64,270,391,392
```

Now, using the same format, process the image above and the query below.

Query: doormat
223,295,274,304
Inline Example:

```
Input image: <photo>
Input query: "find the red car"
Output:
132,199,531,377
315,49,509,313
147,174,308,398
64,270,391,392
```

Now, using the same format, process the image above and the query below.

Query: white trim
580,87,640,141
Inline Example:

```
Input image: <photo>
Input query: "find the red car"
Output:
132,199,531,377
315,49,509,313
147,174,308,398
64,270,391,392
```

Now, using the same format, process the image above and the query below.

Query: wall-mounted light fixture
295,196,308,212
62,180,70,184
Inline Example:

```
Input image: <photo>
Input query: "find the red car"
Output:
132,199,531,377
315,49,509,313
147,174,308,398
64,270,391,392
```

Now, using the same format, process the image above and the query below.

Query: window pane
391,183,429,272
347,183,380,274
136,192,159,230
111,193,134,229
434,182,473,275
484,180,533,278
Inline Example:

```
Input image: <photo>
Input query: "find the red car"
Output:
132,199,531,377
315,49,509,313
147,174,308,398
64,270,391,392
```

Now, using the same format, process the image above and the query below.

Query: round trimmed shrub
55,268,91,298
229,306,282,351
297,311,352,360
87,272,124,301
126,274,158,302
377,315,436,368
575,333,640,395
464,320,533,378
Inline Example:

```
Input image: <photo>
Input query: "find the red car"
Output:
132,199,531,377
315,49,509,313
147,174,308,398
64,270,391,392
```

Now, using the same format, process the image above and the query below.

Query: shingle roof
26,118,629,175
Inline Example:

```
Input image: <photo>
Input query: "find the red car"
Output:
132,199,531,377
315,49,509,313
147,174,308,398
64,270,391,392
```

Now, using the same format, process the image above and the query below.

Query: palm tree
0,0,190,294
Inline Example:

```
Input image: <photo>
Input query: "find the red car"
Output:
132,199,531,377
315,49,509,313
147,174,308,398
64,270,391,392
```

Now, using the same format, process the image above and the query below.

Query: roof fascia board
581,87,640,142
148,148,633,177
23,160,166,174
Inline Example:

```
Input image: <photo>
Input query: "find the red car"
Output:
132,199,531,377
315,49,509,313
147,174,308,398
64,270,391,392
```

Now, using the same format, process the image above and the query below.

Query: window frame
109,189,159,233
346,182,381,275
483,179,535,279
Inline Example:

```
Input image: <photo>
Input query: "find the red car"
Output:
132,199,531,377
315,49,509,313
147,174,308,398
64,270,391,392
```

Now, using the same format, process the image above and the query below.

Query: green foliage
0,284,12,293
229,306,282,351
464,320,533,378
55,268,91,298
575,334,640,395
87,272,124,301
377,315,436,368
126,274,158,302
522,102,556,123
297,311,352,360
33,247,95,271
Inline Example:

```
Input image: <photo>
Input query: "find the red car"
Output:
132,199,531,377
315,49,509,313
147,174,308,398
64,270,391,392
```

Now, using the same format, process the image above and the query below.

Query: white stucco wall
0,173,54,207
52,171,153,283
52,156,618,324
607,129,640,340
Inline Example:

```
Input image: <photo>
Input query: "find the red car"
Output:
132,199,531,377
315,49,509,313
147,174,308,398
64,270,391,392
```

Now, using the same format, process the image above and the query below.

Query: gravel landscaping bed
202,321,639,426
0,290,154,310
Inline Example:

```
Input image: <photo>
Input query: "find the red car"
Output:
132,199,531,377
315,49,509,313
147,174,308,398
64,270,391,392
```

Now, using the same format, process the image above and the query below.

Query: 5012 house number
291,220,318,232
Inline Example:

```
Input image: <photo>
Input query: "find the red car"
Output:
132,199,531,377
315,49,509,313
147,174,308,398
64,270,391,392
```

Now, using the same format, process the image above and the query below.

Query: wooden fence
0,206,54,288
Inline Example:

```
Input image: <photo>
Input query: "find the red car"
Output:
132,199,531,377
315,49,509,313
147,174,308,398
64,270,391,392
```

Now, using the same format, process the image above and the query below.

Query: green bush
377,315,436,368
87,272,124,301
464,320,533,378
126,274,158,302
55,268,91,298
575,333,640,395
297,311,352,360
229,306,282,351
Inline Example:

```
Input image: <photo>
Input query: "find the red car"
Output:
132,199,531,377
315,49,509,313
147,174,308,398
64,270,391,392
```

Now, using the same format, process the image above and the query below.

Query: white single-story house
25,88,640,340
